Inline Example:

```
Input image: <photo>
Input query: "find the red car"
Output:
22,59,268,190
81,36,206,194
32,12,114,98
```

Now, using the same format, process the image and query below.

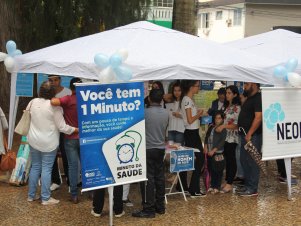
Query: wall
197,3,245,43
244,4,301,37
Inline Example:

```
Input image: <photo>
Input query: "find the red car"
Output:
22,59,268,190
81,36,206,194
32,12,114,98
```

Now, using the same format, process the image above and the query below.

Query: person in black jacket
207,88,226,117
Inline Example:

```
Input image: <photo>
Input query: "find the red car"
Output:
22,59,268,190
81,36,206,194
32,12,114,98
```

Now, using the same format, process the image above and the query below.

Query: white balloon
0,52,7,61
98,67,115,83
116,48,128,62
287,72,301,87
4,56,15,73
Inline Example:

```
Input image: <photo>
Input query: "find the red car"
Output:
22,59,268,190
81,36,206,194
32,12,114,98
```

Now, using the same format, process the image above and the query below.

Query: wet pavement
1,160,301,226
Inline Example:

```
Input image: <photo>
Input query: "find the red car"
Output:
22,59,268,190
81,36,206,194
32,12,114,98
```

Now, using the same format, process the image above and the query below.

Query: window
153,0,173,7
233,9,242,26
201,13,210,28
216,11,222,20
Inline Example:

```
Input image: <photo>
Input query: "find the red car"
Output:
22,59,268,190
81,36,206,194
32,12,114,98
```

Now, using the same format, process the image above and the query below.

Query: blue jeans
28,146,57,201
64,139,80,197
240,133,262,193
168,131,184,145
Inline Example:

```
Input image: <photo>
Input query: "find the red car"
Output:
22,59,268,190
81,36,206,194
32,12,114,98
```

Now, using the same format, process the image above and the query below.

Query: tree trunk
0,1,29,120
172,0,197,35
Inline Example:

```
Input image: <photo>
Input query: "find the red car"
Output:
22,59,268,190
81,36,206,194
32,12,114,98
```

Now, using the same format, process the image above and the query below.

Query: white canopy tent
226,29,301,201
225,29,301,74
8,21,278,149
14,21,278,82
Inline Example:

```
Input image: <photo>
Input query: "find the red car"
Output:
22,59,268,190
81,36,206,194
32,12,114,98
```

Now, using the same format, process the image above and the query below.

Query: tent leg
8,73,19,150
284,158,292,201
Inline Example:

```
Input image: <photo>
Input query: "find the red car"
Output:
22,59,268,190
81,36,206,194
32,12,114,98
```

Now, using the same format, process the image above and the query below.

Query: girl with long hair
216,85,241,193
179,80,205,197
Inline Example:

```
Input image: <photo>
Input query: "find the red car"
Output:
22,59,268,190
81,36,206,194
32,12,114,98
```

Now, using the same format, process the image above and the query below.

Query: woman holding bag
26,81,78,205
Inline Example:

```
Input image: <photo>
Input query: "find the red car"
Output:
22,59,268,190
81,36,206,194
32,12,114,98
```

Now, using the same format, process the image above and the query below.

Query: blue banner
37,73,73,92
201,80,214,90
170,149,194,172
76,82,146,191
16,73,34,97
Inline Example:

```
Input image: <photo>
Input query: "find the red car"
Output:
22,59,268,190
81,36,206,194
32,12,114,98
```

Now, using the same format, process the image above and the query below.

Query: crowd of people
0,77,295,221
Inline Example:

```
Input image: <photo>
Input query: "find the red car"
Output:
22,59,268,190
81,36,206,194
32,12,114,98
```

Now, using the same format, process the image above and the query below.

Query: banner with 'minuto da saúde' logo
76,82,146,191
262,87,301,161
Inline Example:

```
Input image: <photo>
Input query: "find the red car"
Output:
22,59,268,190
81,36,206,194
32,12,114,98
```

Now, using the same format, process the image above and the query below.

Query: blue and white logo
115,131,142,164
264,103,285,131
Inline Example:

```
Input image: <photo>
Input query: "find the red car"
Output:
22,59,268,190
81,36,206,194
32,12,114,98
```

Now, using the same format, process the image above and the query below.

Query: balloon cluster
94,49,132,83
0,40,22,73
273,58,301,87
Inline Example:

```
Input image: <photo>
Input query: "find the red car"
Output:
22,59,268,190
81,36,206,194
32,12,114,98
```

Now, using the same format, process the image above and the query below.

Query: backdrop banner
76,82,146,191
262,87,301,160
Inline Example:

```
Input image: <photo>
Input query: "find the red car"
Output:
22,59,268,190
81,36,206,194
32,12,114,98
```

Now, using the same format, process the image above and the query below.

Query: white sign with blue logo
76,82,146,191
262,87,301,160
170,149,194,172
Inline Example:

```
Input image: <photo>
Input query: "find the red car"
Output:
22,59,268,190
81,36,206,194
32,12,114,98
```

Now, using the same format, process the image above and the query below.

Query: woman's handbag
0,135,16,171
212,153,225,172
15,101,33,136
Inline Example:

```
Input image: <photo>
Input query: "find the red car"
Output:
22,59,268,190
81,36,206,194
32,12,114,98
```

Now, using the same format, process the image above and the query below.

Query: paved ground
1,160,301,226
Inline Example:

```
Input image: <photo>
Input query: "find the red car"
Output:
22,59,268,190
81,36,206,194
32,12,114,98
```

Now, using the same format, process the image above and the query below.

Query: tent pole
8,73,18,150
284,158,292,201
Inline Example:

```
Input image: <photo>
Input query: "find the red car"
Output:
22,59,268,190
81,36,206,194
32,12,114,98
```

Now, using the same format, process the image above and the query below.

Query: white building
197,0,301,43
146,0,174,28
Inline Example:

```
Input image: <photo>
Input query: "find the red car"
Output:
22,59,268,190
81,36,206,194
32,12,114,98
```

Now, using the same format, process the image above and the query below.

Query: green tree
0,0,151,116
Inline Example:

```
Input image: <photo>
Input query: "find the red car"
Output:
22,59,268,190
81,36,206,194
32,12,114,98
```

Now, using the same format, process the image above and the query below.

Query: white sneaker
42,197,60,205
91,209,101,217
27,194,40,202
115,211,125,218
50,183,60,191
123,199,134,207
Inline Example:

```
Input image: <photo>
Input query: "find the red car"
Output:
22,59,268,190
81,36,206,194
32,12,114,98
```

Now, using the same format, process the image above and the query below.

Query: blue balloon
285,58,298,72
115,66,133,81
6,40,17,56
273,66,287,79
284,73,289,82
109,54,122,69
94,54,109,68
11,49,22,57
